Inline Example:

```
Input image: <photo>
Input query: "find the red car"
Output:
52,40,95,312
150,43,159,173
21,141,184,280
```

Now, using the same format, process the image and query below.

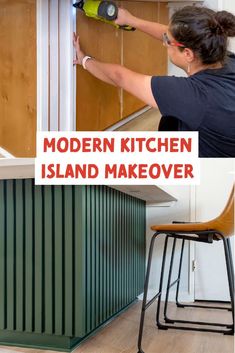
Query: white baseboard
0,147,15,158
105,106,151,131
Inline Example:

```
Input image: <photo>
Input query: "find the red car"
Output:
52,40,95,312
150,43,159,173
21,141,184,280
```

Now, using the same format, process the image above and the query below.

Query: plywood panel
122,1,168,118
0,0,36,157
76,1,168,130
76,9,122,131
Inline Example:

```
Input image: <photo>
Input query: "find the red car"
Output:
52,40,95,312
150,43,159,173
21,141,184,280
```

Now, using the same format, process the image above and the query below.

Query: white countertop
0,159,177,204
111,185,177,204
0,159,35,179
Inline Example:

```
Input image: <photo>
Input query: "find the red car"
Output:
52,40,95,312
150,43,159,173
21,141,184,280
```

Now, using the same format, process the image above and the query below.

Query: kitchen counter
0,159,177,204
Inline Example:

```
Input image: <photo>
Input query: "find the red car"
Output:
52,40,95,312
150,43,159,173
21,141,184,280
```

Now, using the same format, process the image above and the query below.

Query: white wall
194,159,234,301
146,186,194,301
222,0,235,51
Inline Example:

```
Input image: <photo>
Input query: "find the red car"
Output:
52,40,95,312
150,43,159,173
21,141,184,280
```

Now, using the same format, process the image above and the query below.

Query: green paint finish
44,185,53,335
6,180,15,331
0,182,146,351
54,185,64,336
25,179,34,333
15,180,24,332
0,181,6,330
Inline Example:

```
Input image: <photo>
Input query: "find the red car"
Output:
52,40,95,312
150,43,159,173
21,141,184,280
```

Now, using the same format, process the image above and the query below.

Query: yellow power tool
73,0,136,31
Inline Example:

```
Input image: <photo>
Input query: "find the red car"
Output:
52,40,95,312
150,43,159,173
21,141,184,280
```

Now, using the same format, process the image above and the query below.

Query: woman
73,6,235,157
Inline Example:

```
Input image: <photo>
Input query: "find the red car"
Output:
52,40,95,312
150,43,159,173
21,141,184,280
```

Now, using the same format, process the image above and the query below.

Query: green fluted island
0,181,146,351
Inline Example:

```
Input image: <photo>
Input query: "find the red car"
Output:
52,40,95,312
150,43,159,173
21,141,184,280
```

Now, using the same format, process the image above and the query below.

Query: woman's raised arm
115,8,168,41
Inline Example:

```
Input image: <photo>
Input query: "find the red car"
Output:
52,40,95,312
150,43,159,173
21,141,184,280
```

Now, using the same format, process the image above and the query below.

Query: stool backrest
209,185,234,237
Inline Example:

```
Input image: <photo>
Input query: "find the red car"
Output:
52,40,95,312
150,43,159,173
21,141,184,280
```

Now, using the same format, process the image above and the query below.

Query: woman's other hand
73,32,85,65
115,8,134,26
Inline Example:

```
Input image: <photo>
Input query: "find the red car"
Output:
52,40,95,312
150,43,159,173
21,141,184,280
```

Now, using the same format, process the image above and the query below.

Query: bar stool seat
137,186,234,353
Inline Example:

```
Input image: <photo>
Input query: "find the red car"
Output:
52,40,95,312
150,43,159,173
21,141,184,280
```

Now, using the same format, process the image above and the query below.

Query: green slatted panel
0,181,5,330
95,187,99,327
44,186,53,335
105,187,110,320
74,186,86,337
85,186,91,334
64,186,73,337
91,186,96,330
25,179,33,333
84,186,146,334
34,185,43,333
54,185,63,336
15,180,24,332
6,180,15,331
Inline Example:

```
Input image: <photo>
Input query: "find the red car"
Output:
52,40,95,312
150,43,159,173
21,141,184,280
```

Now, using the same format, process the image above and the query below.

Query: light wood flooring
115,109,161,131
0,302,233,353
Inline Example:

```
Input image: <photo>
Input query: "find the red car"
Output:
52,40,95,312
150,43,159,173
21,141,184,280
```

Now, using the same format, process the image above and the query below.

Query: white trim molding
37,0,76,132
189,185,196,296
0,147,15,159
37,0,49,131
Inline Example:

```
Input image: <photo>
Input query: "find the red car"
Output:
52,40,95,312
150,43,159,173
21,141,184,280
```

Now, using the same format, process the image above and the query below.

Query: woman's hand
115,8,135,27
73,32,85,65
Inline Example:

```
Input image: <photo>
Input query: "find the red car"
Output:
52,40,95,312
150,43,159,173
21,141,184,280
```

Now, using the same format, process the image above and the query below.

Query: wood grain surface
76,1,168,131
122,1,168,118
0,0,36,157
76,4,122,131
0,302,233,353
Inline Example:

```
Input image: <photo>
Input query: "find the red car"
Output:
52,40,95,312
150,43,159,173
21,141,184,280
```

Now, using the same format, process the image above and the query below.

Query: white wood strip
37,0,49,131
0,148,15,159
49,0,59,130
59,0,77,131
105,106,151,131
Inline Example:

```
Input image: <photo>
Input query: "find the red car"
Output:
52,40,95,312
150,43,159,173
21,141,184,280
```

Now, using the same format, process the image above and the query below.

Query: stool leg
137,233,158,353
164,238,177,323
222,237,234,334
226,238,234,292
176,239,185,308
156,236,169,329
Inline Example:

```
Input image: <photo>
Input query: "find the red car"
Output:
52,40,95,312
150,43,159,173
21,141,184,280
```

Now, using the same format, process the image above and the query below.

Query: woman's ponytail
215,11,235,37
170,6,235,64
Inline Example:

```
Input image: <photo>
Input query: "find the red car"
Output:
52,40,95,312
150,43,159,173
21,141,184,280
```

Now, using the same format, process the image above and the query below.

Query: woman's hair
170,6,235,64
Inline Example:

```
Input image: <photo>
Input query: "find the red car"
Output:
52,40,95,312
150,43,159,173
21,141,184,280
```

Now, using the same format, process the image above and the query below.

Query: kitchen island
0,159,176,351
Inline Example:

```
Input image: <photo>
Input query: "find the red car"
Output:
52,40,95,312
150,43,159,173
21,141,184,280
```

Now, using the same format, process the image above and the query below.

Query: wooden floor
0,302,233,353
115,108,161,131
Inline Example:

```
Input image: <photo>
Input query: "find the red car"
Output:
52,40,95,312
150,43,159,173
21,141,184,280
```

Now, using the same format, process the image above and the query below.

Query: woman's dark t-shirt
151,52,235,157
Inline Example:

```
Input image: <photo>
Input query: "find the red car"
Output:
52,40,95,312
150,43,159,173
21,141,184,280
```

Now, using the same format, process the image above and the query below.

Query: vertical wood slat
64,186,73,337
44,186,53,334
6,180,15,331
0,181,6,330
54,185,63,336
34,185,43,334
49,0,59,131
15,180,24,332
74,186,86,337
25,180,33,332
85,186,91,334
